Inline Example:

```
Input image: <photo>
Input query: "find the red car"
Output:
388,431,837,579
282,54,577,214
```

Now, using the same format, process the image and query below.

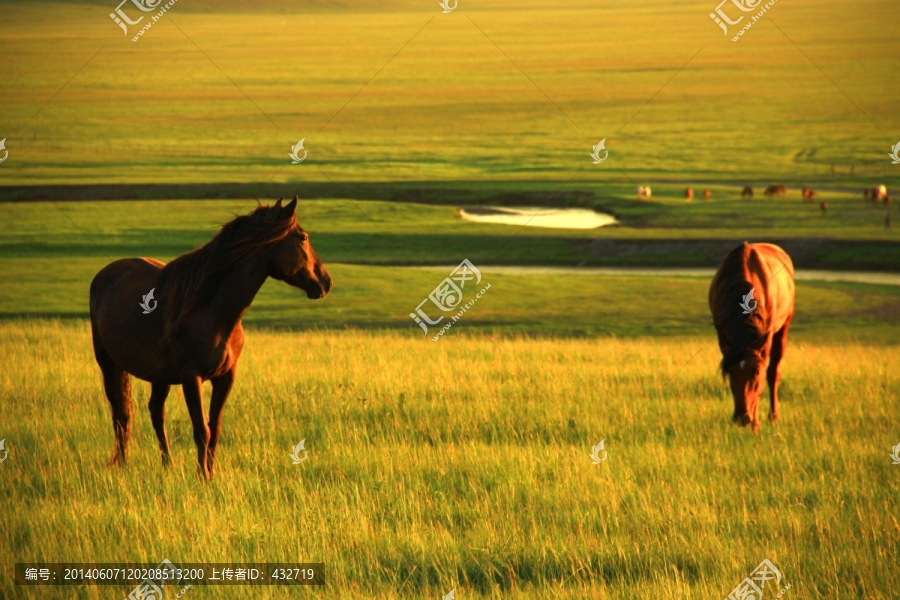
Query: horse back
745,243,795,331
90,258,170,381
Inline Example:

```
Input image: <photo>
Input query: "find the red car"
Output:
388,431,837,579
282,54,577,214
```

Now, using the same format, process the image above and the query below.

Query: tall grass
1,320,897,598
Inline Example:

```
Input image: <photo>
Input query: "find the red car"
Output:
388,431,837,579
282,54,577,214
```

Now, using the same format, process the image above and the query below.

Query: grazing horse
685,187,694,201
90,198,332,479
636,186,652,199
802,188,816,202
764,185,787,198
703,189,711,200
741,186,753,199
820,201,828,214
709,243,795,432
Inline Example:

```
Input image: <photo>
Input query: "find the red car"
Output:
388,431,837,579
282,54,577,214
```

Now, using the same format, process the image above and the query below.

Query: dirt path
413,265,900,286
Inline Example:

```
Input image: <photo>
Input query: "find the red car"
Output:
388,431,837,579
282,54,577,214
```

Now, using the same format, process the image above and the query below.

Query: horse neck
204,252,271,333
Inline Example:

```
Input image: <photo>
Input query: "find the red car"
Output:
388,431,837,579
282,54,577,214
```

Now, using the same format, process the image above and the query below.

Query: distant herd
636,184,893,223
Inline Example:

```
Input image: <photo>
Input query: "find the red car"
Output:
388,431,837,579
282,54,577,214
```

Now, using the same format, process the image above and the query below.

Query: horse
708,243,795,432
802,188,815,202
764,185,786,198
636,186,652,199
89,197,332,479
820,201,828,214
685,187,694,201
741,186,753,199
703,189,711,200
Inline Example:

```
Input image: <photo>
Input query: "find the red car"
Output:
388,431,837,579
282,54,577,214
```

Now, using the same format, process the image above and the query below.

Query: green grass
2,1,899,597
0,1,897,186
2,199,900,342
3,196,900,270
1,321,898,599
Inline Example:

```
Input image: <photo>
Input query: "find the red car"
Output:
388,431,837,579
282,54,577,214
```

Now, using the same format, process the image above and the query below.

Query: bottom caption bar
16,560,324,586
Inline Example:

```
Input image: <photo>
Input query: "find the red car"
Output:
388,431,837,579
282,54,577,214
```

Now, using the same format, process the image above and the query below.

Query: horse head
725,352,767,432
268,197,333,299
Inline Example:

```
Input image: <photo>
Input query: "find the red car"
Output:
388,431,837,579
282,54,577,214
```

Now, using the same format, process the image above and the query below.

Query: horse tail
90,269,134,466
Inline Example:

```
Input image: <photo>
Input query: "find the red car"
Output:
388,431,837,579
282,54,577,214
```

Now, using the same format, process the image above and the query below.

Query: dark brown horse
764,185,787,198
709,243,795,432
90,198,332,478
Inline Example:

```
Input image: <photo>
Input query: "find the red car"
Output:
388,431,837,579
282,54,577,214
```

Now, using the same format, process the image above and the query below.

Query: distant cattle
741,186,753,199
802,188,816,202
685,187,694,201
703,189,711,200
765,185,787,198
637,186,652,199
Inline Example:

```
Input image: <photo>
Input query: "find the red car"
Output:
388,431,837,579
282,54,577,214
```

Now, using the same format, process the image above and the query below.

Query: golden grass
1,320,898,598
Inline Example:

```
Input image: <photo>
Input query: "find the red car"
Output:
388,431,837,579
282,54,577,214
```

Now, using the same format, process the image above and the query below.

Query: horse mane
157,202,296,332
714,242,770,376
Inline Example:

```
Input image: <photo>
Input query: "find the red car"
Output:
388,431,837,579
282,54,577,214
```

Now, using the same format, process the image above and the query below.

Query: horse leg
182,375,210,480
148,382,172,466
92,330,132,466
767,318,791,423
206,368,235,478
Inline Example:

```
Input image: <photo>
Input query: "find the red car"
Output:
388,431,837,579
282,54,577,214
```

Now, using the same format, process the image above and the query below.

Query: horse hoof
107,454,127,468
733,414,752,427
768,412,779,423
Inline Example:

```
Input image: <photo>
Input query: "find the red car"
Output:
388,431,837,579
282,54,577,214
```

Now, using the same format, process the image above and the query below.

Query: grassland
3,199,900,341
1,321,899,599
1,196,900,598
0,1,897,186
2,0,899,597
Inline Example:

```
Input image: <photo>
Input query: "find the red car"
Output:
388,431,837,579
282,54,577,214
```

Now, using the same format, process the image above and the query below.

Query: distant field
1,321,898,599
0,1,897,185
2,196,900,271
2,199,900,341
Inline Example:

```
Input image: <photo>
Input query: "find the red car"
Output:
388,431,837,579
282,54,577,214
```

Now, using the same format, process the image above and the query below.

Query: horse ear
284,197,298,217
274,197,283,208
